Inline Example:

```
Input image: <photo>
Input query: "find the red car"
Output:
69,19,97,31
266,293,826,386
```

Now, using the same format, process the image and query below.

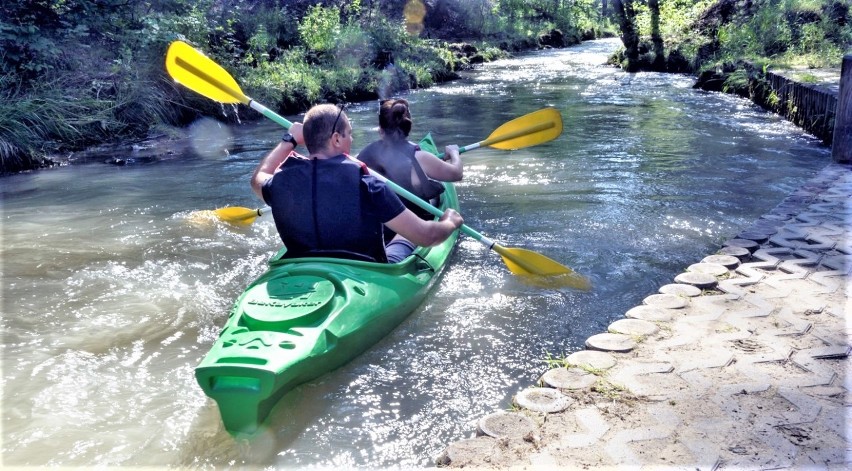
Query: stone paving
437,163,851,470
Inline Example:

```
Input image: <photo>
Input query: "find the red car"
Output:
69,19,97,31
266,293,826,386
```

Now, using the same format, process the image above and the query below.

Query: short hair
378,98,412,139
303,104,346,153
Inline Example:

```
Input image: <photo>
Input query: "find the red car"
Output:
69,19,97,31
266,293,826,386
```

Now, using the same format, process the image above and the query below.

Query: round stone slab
566,350,617,371
477,411,538,440
437,437,499,467
737,231,770,243
718,246,750,260
773,206,803,217
643,293,688,309
702,254,740,269
674,271,718,289
751,219,781,233
659,283,702,297
514,387,572,413
687,262,729,277
540,367,598,389
625,305,674,322
723,238,759,252
609,318,659,337
585,333,637,353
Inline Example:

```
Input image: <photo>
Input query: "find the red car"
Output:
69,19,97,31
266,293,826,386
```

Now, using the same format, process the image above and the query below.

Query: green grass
0,71,181,173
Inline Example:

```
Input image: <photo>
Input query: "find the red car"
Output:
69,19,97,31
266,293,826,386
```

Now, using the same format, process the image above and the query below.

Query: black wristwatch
281,133,297,147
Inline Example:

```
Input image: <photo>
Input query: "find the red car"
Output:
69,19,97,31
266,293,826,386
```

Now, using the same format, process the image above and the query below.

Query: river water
1,39,830,468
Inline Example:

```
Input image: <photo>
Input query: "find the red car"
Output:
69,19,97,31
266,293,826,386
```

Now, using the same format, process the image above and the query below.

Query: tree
648,0,665,70
612,0,639,71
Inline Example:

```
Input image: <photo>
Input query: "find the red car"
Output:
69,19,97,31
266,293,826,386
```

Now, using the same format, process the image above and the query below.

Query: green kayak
196,145,459,435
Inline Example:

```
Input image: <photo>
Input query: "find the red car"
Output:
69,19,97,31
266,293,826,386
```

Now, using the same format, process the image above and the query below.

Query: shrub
299,5,341,55
241,50,322,111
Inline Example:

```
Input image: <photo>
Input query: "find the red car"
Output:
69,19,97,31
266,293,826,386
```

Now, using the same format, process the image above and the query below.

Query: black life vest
263,154,389,262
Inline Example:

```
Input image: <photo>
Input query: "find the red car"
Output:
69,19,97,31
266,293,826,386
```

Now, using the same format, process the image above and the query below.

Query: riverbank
694,62,842,145
436,161,851,468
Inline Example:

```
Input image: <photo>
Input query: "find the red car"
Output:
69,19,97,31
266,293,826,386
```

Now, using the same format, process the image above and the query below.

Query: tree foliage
2,0,848,174
299,5,342,54
609,0,850,72
0,0,610,173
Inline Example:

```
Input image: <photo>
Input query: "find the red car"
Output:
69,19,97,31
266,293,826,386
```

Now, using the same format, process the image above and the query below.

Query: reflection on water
1,38,830,468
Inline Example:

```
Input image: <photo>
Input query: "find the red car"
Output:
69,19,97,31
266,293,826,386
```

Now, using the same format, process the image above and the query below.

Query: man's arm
385,208,463,247
250,123,304,199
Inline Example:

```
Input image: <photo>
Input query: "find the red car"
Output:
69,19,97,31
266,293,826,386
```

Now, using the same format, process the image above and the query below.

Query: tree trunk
612,0,640,72
649,0,665,70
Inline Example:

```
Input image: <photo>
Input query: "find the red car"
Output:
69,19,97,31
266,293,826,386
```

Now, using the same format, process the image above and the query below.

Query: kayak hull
196,183,459,435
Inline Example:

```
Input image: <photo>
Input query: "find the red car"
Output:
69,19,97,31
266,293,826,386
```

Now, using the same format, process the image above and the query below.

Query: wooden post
833,55,852,163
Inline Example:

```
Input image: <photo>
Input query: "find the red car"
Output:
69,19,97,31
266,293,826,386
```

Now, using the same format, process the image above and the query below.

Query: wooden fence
833,55,851,163
761,70,838,145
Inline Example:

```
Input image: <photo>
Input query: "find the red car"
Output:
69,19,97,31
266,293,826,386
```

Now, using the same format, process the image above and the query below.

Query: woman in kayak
358,98,463,221
250,103,463,263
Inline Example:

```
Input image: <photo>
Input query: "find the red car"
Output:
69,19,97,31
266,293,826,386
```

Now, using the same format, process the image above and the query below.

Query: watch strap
281,133,297,146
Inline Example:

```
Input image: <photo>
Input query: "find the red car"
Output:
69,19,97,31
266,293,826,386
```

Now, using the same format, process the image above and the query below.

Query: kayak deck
196,183,459,435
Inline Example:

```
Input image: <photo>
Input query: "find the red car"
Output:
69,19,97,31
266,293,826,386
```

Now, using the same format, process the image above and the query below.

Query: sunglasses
329,103,348,141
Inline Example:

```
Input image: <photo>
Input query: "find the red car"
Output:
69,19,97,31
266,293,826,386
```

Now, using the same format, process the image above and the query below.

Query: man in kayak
358,98,463,221
250,103,463,263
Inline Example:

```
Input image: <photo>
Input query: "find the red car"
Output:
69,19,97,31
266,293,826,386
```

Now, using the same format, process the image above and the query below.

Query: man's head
303,104,352,155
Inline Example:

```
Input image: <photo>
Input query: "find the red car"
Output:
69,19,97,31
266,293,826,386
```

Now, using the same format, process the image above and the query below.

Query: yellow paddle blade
484,107,563,150
493,244,591,290
165,41,248,105
213,206,263,225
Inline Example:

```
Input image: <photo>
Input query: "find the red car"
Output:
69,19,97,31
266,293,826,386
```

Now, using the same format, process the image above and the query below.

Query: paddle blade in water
213,206,263,225
486,108,563,150
166,41,247,105
493,244,590,290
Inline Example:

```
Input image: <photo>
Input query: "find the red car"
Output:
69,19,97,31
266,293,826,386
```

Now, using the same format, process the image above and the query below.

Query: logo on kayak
242,275,335,329
247,299,323,308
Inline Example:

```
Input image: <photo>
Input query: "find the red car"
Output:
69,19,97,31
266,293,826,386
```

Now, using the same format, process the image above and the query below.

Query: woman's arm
415,144,462,182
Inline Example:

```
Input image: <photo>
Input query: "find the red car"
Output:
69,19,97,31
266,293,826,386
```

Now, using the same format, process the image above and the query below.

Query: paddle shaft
366,171,496,249
168,41,583,283
225,96,498,251
171,64,492,248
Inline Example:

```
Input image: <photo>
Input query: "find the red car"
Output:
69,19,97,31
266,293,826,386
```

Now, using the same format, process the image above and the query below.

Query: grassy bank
0,0,607,175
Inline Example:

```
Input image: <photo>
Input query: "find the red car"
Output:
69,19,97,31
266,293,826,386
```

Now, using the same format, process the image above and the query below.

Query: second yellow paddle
436,107,563,158
213,206,268,225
